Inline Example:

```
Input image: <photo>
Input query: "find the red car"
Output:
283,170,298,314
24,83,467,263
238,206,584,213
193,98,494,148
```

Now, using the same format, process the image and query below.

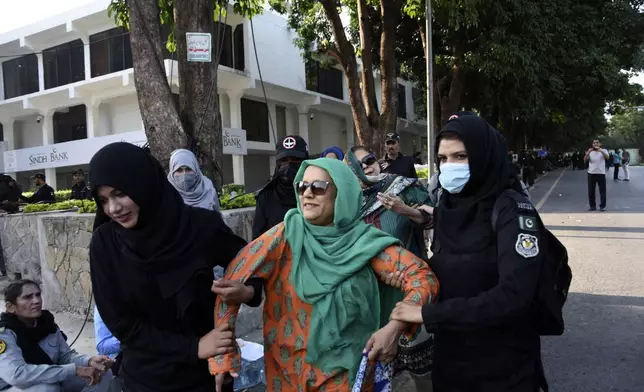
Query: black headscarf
434,116,510,253
265,160,300,208
0,310,58,365
89,142,205,298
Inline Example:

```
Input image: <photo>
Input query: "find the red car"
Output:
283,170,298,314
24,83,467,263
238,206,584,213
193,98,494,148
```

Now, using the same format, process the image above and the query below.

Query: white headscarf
167,149,220,211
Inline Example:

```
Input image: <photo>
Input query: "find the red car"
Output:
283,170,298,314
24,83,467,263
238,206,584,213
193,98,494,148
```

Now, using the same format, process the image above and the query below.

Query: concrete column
0,63,5,100
285,107,296,137
41,110,54,145
297,105,310,145
86,100,100,138
82,37,91,80
45,168,57,191
36,54,45,91
2,120,15,150
267,101,277,145
345,117,355,150
227,90,245,186
2,120,16,178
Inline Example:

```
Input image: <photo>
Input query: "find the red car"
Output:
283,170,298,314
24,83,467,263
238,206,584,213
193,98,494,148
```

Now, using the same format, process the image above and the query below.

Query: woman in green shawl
345,146,435,390
209,158,438,392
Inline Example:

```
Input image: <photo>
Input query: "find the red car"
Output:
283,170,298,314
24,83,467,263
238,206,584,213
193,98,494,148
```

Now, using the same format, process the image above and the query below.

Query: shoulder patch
516,201,534,211
515,233,539,259
0,339,6,354
518,215,538,232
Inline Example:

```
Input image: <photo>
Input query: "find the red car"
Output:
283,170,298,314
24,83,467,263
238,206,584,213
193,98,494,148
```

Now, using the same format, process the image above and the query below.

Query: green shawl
284,158,401,385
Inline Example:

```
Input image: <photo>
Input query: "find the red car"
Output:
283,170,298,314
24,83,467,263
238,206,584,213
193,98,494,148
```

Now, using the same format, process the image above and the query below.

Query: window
90,28,133,77
213,23,244,71
3,54,39,99
241,98,269,143
53,105,87,143
398,84,407,119
305,60,343,100
43,40,85,89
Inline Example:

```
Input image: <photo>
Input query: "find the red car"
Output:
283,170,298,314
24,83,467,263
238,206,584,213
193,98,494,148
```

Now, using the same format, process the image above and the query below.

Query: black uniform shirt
425,193,543,331
21,185,56,203
380,153,418,178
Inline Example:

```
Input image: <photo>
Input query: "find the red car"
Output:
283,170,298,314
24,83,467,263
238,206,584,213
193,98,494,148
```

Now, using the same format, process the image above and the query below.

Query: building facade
0,0,427,192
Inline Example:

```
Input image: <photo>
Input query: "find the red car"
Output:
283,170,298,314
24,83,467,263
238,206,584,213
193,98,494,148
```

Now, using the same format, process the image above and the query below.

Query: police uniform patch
515,233,539,259
0,339,6,354
518,215,538,232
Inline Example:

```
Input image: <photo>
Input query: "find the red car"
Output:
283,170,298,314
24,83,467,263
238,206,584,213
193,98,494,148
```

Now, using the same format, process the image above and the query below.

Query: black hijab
434,115,510,253
264,160,300,208
0,310,58,365
89,142,206,298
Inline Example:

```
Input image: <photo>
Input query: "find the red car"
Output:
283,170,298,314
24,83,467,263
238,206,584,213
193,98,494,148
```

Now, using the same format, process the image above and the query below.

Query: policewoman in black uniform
391,115,547,392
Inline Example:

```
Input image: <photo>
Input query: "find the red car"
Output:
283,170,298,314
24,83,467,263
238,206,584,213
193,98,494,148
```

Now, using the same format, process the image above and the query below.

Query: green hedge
416,167,428,179
20,184,256,214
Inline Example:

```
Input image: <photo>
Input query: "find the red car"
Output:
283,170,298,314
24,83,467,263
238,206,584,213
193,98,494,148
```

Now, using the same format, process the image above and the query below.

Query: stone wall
1,208,258,317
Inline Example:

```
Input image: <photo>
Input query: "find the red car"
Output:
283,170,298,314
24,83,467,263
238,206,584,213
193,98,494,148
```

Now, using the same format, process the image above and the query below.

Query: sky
0,0,96,34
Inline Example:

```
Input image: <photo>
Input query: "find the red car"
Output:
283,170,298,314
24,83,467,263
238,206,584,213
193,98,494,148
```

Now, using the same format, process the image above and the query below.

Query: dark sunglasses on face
296,181,331,196
361,154,378,166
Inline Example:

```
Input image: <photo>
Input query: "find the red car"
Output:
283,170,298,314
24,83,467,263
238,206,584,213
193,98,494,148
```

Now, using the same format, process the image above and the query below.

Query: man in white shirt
584,139,610,211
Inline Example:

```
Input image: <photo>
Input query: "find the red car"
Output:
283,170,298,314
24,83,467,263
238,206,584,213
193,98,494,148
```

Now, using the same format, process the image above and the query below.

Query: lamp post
425,0,435,176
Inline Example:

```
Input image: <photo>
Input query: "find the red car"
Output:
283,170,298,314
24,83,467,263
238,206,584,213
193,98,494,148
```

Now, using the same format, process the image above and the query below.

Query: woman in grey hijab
168,149,221,211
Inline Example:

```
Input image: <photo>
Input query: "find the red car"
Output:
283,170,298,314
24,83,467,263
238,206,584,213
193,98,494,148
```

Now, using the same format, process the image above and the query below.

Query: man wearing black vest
0,280,114,391
379,132,418,178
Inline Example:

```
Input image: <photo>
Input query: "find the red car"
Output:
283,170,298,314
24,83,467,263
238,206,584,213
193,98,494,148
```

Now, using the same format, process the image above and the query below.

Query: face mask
174,172,199,191
276,162,300,185
439,163,471,194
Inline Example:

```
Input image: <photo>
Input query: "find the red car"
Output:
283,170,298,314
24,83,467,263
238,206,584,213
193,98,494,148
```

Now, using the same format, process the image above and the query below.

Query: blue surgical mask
439,163,471,194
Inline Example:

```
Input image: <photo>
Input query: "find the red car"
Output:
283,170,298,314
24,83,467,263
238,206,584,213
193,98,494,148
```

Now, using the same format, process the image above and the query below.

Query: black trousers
613,164,620,180
588,173,607,209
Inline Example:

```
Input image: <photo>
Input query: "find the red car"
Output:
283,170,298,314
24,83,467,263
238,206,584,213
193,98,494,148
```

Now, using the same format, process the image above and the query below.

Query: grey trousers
7,371,115,392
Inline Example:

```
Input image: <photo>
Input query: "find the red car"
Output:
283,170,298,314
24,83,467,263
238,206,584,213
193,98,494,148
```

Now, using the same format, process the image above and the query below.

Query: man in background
612,149,622,181
71,169,91,200
584,139,610,211
380,132,417,178
20,173,55,204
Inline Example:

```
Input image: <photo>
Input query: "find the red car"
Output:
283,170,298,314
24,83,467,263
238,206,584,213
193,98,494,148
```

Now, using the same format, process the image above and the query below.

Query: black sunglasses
361,154,378,166
296,181,331,196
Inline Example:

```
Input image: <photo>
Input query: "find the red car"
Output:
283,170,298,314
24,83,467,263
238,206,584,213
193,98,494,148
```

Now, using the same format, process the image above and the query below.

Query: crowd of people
0,113,567,392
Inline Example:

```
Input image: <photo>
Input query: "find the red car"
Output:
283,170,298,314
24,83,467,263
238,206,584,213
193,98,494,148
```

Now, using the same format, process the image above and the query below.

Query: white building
0,0,427,192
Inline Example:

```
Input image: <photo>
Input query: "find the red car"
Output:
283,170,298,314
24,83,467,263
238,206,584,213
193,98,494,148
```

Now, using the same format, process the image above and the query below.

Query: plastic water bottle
233,357,266,390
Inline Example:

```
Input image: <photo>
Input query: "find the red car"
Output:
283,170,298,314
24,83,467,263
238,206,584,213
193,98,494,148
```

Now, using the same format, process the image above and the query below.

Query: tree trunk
128,0,186,167
439,64,464,125
174,0,223,188
376,0,401,157
320,0,377,153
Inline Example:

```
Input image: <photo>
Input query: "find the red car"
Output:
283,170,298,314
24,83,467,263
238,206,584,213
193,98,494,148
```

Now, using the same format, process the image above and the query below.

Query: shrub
21,190,72,202
416,167,429,179
22,199,96,214
219,184,256,210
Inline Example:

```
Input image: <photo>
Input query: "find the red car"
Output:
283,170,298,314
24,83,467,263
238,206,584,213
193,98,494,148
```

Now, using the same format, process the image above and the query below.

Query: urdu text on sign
186,33,212,63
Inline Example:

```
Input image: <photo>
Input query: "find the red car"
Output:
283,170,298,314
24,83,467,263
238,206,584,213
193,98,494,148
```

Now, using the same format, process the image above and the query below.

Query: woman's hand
363,320,407,362
416,205,434,215
377,193,409,215
390,301,424,324
211,279,255,304
198,324,235,359
215,372,239,392
88,355,114,373
382,271,404,289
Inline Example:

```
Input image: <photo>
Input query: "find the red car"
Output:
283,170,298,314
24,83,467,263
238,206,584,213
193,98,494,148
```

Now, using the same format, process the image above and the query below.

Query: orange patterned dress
209,223,439,391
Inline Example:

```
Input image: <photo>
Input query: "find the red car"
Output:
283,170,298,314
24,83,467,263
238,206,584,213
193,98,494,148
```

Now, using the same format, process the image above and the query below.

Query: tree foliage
607,108,644,152
396,0,644,151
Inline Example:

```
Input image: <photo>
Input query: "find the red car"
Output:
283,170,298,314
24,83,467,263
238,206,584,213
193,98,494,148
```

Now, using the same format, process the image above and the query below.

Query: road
534,166,644,392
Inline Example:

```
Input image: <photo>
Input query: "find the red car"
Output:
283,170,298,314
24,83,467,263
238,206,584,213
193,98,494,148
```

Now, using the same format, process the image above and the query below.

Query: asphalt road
535,166,644,392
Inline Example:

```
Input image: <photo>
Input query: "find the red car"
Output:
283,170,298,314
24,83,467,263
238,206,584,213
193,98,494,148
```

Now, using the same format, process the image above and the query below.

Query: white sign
223,128,248,156
3,128,247,173
186,33,212,62
3,131,147,173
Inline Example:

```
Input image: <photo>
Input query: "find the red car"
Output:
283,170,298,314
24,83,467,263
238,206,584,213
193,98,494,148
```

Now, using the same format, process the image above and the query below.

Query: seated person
0,175,22,213
92,306,121,376
0,280,114,392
